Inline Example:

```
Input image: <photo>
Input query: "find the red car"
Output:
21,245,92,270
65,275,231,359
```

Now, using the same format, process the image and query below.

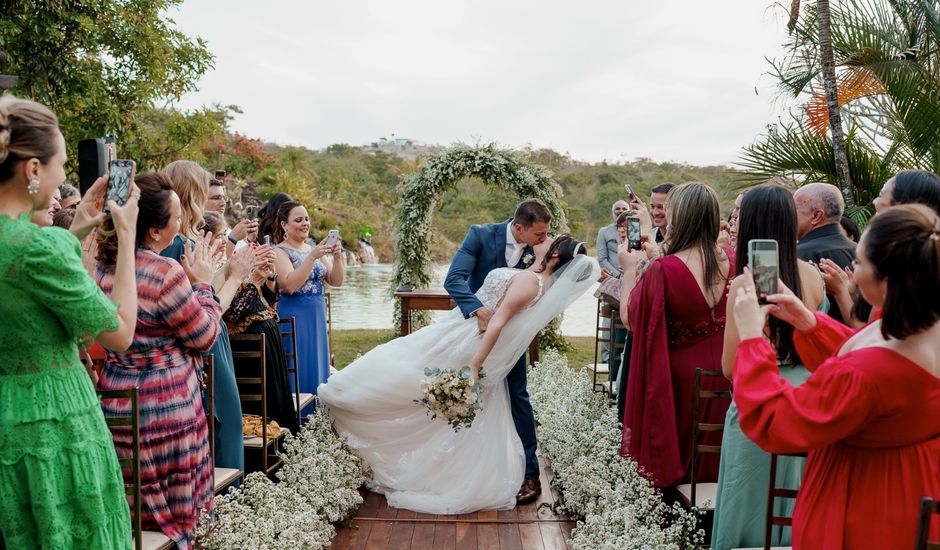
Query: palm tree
817,0,856,207
740,0,940,224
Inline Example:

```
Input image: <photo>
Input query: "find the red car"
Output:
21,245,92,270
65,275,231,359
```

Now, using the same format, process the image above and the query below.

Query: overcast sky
170,1,795,166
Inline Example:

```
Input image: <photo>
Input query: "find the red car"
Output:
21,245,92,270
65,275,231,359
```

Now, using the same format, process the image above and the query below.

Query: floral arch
391,144,569,331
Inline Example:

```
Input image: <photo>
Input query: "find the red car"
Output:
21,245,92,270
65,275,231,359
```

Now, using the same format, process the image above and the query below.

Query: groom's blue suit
444,219,539,479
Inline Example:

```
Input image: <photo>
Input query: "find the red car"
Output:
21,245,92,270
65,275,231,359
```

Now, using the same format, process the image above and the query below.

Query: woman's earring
27,179,40,195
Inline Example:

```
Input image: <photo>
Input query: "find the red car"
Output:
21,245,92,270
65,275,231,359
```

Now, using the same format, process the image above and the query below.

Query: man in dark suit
795,182,857,322
443,198,552,504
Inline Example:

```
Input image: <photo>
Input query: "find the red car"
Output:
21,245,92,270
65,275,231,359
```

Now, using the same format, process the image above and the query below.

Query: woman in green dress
712,184,826,549
0,95,140,549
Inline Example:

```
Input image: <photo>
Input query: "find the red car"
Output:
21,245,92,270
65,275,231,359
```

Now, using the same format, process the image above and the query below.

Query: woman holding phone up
273,201,344,413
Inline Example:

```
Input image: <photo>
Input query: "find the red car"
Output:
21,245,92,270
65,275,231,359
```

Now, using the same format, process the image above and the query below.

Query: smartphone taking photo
627,217,642,250
625,183,637,201
748,239,779,304
245,205,258,220
324,229,340,249
104,159,135,214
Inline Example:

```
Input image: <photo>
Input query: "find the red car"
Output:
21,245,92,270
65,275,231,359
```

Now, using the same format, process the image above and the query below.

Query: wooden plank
519,523,546,550
476,525,500,550
537,523,568,550
431,522,456,550
497,523,524,550
385,521,415,550
358,491,382,517
497,507,518,521
412,520,437,549
396,508,418,520
332,520,371,550
477,509,498,522
559,522,574,550
364,520,392,550
455,522,478,550
375,494,398,519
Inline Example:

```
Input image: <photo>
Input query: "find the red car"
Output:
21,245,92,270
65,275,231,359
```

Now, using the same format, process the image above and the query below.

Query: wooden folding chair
916,496,940,550
676,368,731,511
587,299,613,392
230,333,286,475
279,316,312,424
203,353,242,495
97,388,173,550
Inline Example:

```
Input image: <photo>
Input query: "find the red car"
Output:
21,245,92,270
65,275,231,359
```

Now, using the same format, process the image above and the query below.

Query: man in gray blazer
595,199,629,363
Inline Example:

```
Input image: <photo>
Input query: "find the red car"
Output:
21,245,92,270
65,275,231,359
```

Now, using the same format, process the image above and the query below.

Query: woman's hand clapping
819,258,855,296
181,231,225,285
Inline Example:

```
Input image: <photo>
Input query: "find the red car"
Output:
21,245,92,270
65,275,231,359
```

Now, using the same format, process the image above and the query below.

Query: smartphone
104,159,135,214
245,205,258,220
215,170,226,180
748,239,779,304
627,217,642,250
625,183,637,201
324,228,340,248
264,235,271,246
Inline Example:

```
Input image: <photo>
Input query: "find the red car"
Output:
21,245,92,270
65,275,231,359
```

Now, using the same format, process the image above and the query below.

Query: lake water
328,264,600,336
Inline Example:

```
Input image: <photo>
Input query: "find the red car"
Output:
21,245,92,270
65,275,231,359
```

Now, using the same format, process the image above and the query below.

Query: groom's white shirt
505,220,524,266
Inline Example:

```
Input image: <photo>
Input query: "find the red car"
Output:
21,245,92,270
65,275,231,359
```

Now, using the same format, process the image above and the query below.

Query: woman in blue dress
273,201,344,414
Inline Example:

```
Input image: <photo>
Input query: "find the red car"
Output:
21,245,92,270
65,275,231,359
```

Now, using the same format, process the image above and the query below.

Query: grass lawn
332,330,598,372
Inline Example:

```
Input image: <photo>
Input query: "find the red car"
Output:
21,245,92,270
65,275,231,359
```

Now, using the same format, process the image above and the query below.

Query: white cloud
171,0,793,165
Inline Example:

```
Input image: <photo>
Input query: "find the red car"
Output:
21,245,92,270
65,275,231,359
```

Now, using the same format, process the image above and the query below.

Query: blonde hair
162,159,209,238
0,95,60,183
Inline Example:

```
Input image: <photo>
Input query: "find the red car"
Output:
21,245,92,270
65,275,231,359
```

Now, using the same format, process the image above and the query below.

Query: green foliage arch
392,144,569,333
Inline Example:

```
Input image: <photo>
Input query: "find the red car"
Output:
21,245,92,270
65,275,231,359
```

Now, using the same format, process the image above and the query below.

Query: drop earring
27,179,40,195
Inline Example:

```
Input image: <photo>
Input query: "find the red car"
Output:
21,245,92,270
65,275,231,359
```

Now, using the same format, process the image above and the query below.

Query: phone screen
627,217,642,250
105,160,134,214
748,239,779,303
246,205,257,220
325,229,339,248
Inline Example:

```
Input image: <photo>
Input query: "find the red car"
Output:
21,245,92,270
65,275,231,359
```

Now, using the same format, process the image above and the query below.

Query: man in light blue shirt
596,199,629,279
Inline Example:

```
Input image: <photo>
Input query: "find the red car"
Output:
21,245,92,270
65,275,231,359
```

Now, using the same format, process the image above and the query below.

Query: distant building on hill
364,136,442,161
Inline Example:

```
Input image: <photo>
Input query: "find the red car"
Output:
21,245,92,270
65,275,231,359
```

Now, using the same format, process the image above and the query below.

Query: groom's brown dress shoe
516,477,541,505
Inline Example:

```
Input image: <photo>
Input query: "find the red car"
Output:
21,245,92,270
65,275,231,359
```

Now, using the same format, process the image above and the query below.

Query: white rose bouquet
415,366,486,431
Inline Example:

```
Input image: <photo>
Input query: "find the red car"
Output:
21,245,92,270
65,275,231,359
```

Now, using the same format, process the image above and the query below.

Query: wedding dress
317,256,598,514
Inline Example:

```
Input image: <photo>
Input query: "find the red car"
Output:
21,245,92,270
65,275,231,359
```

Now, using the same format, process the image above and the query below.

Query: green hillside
225,141,742,263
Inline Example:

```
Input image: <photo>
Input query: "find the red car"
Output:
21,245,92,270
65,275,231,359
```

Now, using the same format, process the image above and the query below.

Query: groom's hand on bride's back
472,308,493,333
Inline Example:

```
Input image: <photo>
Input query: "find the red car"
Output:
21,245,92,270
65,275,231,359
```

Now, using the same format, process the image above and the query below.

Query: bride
317,235,598,514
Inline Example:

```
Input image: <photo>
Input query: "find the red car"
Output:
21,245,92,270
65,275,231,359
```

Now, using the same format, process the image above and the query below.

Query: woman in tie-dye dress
95,173,221,549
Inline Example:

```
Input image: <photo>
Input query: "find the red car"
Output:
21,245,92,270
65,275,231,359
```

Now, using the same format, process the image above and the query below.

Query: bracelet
227,235,238,245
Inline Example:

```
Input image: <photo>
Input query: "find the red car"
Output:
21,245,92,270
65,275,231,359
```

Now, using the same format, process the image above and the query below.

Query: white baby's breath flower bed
529,349,705,549
194,411,368,549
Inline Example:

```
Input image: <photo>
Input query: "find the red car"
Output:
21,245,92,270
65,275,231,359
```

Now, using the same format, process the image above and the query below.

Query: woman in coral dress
618,182,732,488
731,204,940,549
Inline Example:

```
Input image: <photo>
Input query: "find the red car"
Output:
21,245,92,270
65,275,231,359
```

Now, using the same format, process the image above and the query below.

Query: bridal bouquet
415,366,486,431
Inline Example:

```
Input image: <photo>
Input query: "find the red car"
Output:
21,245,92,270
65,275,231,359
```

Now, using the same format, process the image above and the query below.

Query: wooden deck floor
330,455,575,550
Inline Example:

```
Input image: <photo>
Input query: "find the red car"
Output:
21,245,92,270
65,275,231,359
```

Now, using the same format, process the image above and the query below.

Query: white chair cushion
140,530,174,550
676,482,717,510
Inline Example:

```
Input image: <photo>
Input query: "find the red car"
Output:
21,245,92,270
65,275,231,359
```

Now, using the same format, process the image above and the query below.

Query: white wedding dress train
317,257,598,514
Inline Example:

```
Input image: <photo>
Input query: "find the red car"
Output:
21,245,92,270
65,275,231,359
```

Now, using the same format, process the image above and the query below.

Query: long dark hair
863,204,940,339
891,170,940,213
536,234,587,273
258,192,294,243
271,200,303,244
734,184,804,363
96,172,174,266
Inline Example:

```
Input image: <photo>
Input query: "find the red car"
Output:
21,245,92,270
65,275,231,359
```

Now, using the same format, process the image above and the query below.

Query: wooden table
395,288,540,365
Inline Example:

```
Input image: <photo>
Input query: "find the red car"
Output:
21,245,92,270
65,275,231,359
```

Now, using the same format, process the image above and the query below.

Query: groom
444,198,552,504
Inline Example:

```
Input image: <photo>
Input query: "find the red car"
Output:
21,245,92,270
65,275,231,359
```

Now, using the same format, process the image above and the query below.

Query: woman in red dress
618,182,732,488
731,203,940,549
